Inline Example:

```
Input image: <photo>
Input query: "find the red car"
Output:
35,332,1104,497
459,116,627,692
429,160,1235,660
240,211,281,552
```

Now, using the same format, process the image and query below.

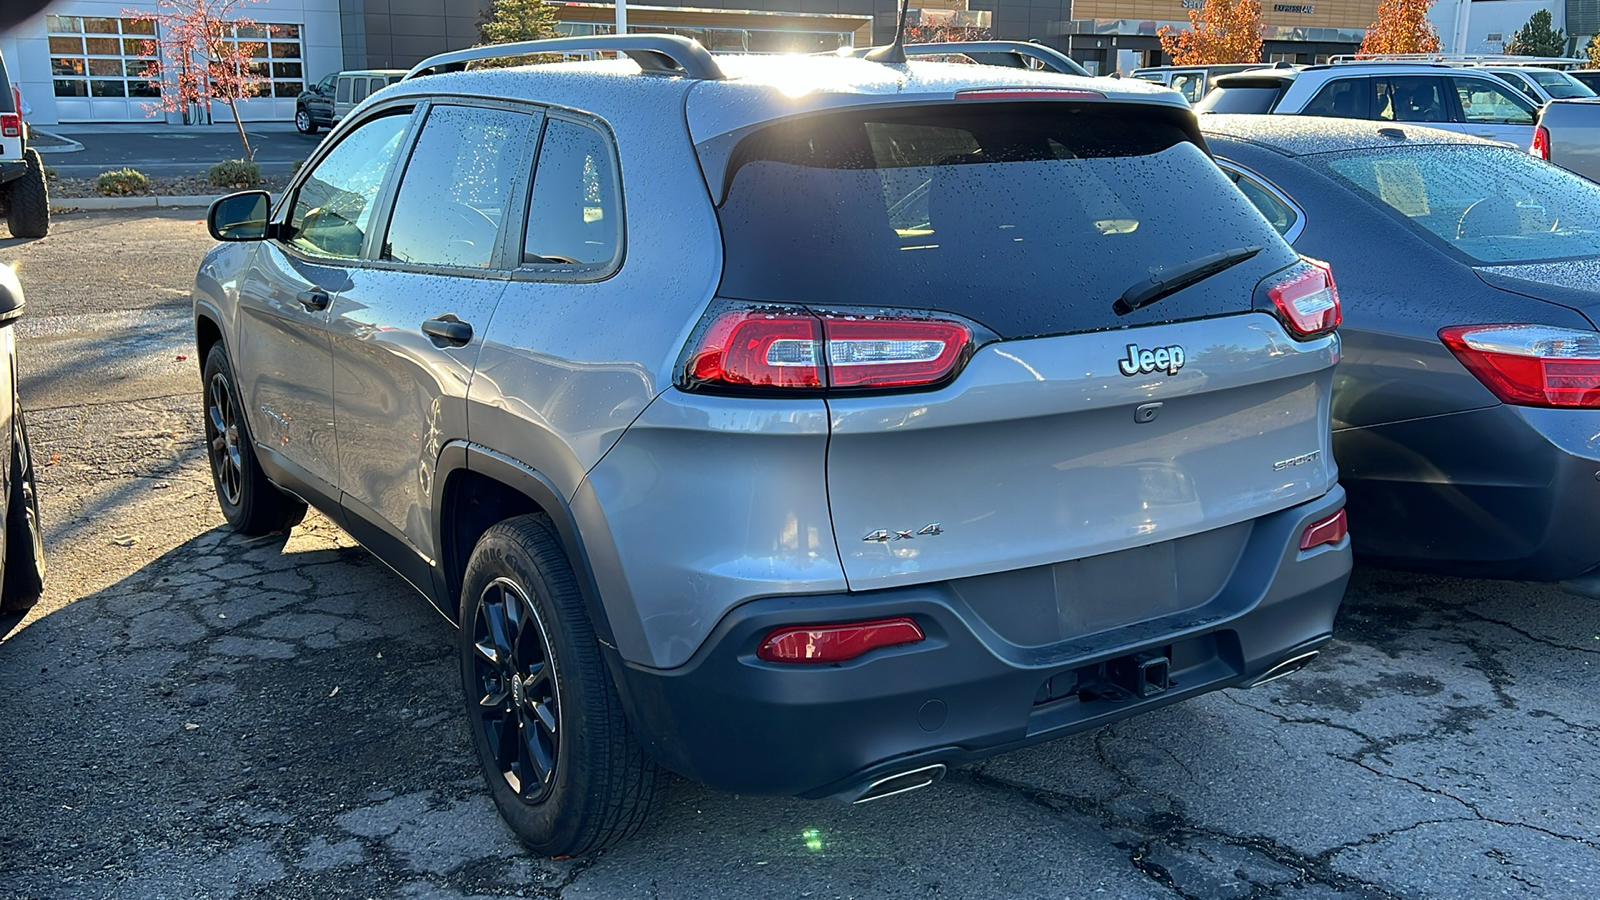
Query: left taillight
1531,125,1551,161
1264,258,1340,340
682,304,974,394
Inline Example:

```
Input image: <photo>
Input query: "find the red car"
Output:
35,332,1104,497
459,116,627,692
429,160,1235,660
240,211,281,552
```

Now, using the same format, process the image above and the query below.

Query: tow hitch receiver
1036,650,1173,706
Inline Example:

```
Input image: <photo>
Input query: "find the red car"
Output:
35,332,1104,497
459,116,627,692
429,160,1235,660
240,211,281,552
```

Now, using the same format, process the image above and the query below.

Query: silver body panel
196,55,1344,674
828,314,1338,591
1538,99,1600,182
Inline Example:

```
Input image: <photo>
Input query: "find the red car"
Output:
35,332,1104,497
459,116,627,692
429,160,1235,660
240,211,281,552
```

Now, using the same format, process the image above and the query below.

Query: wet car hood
1476,260,1600,328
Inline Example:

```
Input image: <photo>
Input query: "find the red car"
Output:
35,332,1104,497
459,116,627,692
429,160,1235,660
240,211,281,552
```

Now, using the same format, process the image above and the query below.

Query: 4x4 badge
1119,343,1186,377
863,524,943,543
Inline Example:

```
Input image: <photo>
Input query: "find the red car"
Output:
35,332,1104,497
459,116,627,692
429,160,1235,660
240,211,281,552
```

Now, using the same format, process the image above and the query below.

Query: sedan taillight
683,304,973,393
1440,323,1600,408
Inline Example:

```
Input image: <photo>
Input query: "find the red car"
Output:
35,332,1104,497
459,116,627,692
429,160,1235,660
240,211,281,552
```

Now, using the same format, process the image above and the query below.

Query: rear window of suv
1195,79,1287,114
711,103,1294,339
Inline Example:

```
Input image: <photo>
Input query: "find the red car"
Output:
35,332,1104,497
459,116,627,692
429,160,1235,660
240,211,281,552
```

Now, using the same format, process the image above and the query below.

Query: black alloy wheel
206,368,244,509
472,575,561,802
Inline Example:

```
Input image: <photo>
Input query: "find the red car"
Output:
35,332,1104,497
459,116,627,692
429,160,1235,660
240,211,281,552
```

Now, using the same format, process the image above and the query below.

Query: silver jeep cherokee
194,35,1352,856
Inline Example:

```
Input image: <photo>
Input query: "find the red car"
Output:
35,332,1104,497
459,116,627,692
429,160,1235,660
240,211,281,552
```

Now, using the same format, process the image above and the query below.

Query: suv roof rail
1328,53,1586,68
405,34,725,81
906,41,1089,76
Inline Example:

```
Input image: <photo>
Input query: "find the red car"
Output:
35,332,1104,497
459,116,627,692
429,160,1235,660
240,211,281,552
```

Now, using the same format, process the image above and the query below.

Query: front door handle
422,316,473,345
296,289,330,311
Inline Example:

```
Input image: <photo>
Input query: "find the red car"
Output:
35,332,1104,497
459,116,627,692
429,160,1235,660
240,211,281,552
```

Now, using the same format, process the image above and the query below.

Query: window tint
1196,83,1283,113
350,78,369,104
1497,72,1543,104
1452,77,1535,125
288,111,410,259
1529,70,1595,99
1302,78,1369,119
1170,72,1204,103
335,77,349,104
1226,169,1298,237
1377,77,1448,123
712,103,1295,340
383,105,535,269
1323,145,1600,264
523,118,623,270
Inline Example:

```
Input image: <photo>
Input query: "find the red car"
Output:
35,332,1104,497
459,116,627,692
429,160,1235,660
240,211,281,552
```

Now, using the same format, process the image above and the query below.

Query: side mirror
208,190,271,242
0,264,25,325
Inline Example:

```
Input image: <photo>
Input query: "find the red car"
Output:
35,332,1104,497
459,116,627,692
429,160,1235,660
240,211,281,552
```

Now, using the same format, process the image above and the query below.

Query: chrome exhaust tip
1247,650,1319,688
850,764,947,804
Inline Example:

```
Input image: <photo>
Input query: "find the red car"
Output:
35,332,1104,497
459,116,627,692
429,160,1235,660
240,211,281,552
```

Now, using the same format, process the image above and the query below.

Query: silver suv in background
195,35,1352,856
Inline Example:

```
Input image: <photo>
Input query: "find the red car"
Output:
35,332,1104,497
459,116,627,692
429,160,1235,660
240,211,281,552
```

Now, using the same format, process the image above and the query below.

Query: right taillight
1265,259,1340,339
1531,125,1551,161
682,304,974,393
1299,508,1347,551
1440,324,1600,408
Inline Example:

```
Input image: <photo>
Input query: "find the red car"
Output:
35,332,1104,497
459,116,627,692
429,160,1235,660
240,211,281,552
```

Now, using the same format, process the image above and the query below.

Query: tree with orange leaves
1357,0,1441,56
1158,0,1264,65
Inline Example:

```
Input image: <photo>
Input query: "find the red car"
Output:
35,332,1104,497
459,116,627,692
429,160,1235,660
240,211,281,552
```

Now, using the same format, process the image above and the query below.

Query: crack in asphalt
960,764,1407,899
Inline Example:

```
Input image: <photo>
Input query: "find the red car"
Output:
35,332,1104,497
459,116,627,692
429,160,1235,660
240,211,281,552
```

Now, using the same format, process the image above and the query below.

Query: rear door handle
296,289,330,311
422,317,473,345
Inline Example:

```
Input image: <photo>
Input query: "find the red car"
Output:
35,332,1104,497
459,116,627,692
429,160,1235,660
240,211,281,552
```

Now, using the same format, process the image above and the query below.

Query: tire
5,148,49,240
459,514,660,857
201,343,306,535
294,107,318,135
0,403,44,613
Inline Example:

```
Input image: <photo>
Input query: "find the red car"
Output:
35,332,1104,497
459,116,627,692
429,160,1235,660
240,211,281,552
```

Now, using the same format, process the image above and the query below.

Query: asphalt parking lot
3,209,1600,899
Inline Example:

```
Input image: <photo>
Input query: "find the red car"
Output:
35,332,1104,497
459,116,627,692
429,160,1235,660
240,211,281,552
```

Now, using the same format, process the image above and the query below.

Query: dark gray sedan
1201,115,1600,587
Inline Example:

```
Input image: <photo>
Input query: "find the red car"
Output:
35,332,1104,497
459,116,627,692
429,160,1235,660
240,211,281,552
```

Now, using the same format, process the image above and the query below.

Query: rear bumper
1337,405,1600,581
609,486,1350,798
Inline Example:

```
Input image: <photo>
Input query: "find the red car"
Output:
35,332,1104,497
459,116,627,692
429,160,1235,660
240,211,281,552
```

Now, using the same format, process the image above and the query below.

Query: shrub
209,159,261,189
42,165,57,181
96,168,149,196
290,158,305,175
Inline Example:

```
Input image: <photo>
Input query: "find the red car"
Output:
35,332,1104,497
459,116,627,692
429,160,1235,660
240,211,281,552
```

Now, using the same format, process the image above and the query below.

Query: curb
52,194,225,211
29,129,85,154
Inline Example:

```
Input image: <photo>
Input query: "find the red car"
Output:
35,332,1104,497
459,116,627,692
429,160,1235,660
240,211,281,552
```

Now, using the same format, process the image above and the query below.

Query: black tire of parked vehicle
0,403,44,613
201,343,307,535
459,514,661,857
6,148,50,240
294,107,318,135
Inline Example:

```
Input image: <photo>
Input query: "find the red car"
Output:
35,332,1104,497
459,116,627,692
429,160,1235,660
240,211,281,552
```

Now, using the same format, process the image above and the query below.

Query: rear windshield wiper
1114,246,1264,316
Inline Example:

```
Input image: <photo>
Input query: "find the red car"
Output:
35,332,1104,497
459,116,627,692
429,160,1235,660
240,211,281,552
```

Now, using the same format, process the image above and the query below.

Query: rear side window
335,77,350,104
1195,81,1284,114
382,105,536,269
288,111,411,259
712,103,1295,340
1170,72,1205,103
1226,169,1299,238
1302,78,1369,119
1322,145,1600,264
522,118,623,274
1495,71,1543,104
351,78,370,105
1528,70,1595,99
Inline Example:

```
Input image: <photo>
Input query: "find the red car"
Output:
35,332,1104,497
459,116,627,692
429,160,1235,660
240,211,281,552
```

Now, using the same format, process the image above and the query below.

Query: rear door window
335,77,350,105
1377,76,1450,123
1301,78,1369,119
350,78,370,105
1494,71,1543,104
710,103,1296,340
1169,71,1205,103
381,104,537,270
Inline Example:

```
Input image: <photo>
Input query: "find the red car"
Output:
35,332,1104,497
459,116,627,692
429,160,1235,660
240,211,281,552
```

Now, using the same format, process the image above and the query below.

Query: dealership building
0,0,1593,125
